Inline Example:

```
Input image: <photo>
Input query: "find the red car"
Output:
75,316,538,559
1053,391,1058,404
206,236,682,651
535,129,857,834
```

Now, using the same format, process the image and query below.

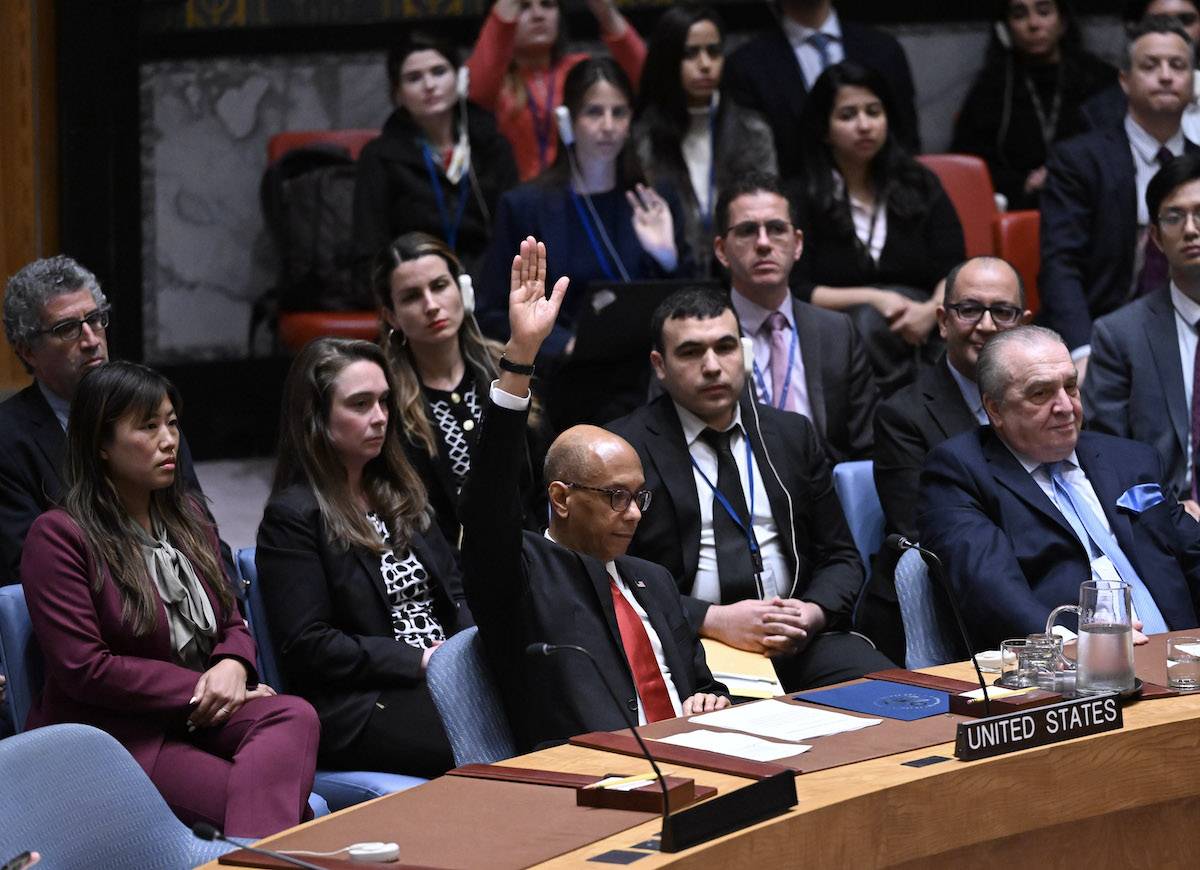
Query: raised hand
508,236,569,357
627,184,678,272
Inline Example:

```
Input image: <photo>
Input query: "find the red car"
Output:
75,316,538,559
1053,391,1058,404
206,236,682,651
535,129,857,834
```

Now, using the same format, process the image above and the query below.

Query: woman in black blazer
793,61,965,396
632,5,777,277
352,30,518,277
372,231,547,548
256,338,473,777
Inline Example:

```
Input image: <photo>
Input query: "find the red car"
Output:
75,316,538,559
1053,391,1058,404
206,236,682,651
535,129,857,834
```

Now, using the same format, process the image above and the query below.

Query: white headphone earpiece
458,273,476,315
554,105,574,147
741,337,755,376
456,66,470,100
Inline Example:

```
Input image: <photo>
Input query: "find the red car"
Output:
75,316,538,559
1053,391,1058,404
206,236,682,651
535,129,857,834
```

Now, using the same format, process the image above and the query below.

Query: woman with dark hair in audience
374,231,546,546
353,31,518,276
632,5,777,276
21,361,318,838
256,338,473,777
794,61,965,396
477,56,689,361
466,0,646,180
952,0,1115,210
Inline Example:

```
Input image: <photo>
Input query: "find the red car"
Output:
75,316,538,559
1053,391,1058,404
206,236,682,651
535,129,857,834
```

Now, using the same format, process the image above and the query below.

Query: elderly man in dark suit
722,0,918,180
0,256,216,588
608,287,892,690
919,325,1200,651
1085,151,1200,519
713,173,878,463
861,257,1031,661
460,239,728,753
1040,17,1196,378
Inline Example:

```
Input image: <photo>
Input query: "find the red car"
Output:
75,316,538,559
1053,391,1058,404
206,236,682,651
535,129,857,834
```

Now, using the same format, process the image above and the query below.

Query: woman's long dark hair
272,338,430,553
538,56,644,188
63,362,231,636
634,6,723,185
798,61,935,240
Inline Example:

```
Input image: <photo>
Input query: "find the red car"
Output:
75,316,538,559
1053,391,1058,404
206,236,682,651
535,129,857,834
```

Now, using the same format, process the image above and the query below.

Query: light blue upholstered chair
894,548,959,668
0,723,237,869
0,582,329,819
831,461,885,568
236,547,426,809
426,626,516,765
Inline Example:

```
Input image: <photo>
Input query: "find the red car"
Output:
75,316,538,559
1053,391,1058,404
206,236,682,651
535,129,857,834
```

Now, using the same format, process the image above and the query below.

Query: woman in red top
466,0,646,180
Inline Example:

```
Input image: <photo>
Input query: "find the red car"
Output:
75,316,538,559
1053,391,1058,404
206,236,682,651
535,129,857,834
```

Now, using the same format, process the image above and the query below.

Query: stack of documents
689,699,881,742
700,639,785,699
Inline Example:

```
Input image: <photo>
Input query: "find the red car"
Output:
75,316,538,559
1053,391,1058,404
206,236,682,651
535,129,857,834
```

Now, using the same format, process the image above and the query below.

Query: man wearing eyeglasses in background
1085,152,1200,522
0,256,215,588
860,256,1032,662
610,287,892,691
713,173,878,464
461,239,728,754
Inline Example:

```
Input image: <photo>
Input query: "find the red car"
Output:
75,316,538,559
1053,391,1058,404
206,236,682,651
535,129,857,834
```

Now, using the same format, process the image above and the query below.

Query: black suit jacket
1039,126,1199,350
0,383,212,586
722,20,919,180
1084,286,1190,500
460,396,725,753
255,483,473,753
772,299,878,463
607,392,863,632
874,355,980,542
918,428,1200,650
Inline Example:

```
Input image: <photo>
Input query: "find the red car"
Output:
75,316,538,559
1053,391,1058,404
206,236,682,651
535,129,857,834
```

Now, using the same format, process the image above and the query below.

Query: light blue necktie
807,32,834,72
1045,462,1169,634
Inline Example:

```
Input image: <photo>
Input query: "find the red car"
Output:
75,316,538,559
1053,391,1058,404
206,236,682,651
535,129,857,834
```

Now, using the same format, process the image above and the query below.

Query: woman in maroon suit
20,361,319,839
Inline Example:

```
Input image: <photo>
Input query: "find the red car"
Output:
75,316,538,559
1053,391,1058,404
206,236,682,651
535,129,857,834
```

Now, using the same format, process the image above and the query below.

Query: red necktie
608,575,676,723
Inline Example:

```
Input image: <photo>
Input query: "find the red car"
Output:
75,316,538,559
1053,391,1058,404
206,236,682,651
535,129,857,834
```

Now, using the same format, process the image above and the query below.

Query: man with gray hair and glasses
916,325,1200,651
0,256,215,589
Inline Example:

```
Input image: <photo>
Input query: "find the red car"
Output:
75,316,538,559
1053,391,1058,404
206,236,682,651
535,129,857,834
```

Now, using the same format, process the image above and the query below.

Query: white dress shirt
1171,282,1200,489
672,401,790,607
682,104,714,218
730,288,813,420
1126,115,1185,228
833,171,887,264
492,381,685,723
781,9,845,90
945,360,988,425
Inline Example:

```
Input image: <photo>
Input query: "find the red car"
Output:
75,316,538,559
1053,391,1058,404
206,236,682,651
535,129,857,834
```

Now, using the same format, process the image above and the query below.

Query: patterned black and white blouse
366,512,444,650
423,375,482,493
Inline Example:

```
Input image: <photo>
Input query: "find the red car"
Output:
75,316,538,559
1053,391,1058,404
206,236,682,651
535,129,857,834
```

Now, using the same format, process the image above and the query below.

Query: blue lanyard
526,72,556,171
690,432,764,574
421,144,470,250
751,323,799,410
569,190,617,280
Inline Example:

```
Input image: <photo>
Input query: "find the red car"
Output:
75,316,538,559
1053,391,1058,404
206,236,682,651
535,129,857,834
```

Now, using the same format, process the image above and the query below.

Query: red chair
993,209,1041,316
916,154,998,258
266,130,381,353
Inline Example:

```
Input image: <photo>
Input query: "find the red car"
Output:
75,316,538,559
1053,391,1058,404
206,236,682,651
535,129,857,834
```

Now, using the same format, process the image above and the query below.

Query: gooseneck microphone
525,643,671,821
886,535,992,716
192,822,326,870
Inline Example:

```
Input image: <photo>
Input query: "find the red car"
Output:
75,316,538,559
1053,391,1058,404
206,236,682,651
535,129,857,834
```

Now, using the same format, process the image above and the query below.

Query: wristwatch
498,355,536,376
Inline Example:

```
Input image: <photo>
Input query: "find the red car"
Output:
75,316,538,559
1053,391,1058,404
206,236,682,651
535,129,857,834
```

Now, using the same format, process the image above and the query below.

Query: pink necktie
766,311,793,412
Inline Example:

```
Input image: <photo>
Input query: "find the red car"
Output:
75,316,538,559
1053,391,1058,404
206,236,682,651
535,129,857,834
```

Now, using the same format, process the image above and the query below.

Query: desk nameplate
955,693,1122,760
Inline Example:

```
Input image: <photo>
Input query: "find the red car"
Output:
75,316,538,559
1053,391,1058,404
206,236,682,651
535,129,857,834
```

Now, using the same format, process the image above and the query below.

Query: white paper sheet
689,699,881,742
655,729,809,762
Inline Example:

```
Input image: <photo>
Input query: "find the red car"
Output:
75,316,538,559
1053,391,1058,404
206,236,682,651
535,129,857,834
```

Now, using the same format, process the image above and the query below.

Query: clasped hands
705,596,827,658
187,658,275,730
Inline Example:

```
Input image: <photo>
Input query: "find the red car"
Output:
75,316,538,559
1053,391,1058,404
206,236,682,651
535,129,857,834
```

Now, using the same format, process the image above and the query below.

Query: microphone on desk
886,534,992,716
192,822,326,870
525,642,672,823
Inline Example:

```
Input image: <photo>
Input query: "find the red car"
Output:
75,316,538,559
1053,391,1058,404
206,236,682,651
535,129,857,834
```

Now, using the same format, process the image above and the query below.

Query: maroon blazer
21,509,257,775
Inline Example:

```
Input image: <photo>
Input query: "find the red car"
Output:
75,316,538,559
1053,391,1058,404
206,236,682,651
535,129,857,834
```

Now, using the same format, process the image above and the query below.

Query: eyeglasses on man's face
37,307,110,342
563,482,652,512
724,220,793,243
944,301,1023,326
1158,207,1200,231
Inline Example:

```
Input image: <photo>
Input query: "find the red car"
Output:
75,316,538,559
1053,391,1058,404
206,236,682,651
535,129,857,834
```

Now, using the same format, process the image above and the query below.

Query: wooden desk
201,662,1200,869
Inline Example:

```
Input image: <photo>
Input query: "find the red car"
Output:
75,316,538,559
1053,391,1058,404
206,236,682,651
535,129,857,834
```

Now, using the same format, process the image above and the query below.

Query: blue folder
793,680,949,721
